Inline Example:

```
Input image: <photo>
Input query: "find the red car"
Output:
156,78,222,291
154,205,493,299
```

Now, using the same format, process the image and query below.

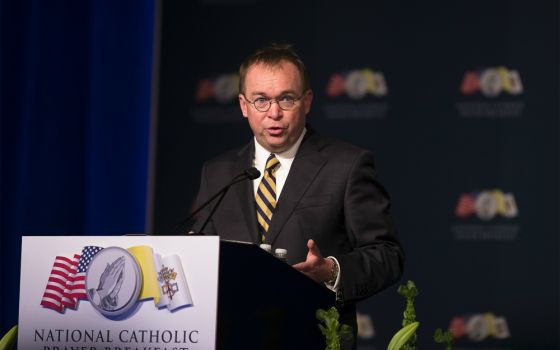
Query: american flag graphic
455,193,476,218
40,246,103,312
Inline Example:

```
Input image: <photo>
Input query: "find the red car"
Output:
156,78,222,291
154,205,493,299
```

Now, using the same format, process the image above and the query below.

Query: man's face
239,61,312,153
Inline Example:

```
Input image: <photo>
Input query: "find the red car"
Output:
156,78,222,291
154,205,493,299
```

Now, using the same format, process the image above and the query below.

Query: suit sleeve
337,150,404,303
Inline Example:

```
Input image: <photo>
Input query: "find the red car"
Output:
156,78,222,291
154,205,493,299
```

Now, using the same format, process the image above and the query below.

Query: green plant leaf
317,307,355,350
316,309,329,322
397,280,418,299
0,325,18,350
387,322,419,350
434,328,454,350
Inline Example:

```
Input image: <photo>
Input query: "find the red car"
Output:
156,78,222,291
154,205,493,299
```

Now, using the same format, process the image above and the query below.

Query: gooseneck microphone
183,167,260,234
244,167,261,181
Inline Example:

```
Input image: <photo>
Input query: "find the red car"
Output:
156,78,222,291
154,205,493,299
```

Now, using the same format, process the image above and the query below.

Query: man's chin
264,140,291,153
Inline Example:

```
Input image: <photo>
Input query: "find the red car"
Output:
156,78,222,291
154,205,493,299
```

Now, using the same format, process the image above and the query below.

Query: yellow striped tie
256,154,280,241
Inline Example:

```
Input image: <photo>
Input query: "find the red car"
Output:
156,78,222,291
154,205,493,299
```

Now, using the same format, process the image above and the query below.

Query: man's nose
266,100,283,119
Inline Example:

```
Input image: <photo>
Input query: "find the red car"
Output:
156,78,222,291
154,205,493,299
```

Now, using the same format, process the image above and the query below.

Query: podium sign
18,236,220,349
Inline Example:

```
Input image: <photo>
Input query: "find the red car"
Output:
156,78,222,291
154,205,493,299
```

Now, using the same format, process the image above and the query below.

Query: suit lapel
265,131,327,245
232,142,260,243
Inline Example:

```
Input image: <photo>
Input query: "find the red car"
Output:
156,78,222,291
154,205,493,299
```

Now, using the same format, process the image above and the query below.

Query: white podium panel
18,236,220,350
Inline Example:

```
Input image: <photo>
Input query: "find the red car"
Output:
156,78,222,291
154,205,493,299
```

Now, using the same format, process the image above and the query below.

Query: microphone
182,167,260,234
244,167,260,180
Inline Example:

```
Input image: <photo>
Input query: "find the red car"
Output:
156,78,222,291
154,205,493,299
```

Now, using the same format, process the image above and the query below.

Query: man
192,44,404,342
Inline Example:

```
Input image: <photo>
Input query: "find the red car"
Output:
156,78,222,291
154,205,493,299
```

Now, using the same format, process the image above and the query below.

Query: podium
18,236,336,349
218,240,335,349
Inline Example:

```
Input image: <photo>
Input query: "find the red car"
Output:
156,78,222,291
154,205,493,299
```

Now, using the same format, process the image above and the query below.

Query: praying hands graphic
88,256,125,311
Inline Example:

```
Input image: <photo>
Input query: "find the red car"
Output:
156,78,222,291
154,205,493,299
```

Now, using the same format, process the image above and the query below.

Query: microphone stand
186,174,245,223
178,168,260,234
198,185,229,234
192,175,247,234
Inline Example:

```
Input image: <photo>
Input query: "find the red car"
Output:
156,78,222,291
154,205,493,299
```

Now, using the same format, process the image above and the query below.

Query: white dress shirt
252,128,306,198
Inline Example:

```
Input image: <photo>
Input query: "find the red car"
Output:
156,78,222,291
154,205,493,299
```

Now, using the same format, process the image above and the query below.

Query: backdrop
152,0,559,349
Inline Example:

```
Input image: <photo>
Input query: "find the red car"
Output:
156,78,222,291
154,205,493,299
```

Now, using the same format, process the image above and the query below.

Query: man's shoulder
307,131,370,157
203,142,251,168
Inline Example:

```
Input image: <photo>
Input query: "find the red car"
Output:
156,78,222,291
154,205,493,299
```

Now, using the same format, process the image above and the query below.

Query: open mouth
266,127,286,136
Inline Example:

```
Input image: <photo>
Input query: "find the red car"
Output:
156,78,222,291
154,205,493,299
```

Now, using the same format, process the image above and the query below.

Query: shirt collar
254,127,307,164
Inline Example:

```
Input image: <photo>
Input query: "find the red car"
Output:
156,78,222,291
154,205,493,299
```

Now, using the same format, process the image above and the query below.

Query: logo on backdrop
451,189,520,241
456,66,525,118
449,312,511,342
455,190,518,221
356,312,375,339
40,245,193,318
322,68,389,120
461,67,523,97
191,72,243,123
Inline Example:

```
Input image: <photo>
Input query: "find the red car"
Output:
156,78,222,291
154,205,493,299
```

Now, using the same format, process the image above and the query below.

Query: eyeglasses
242,93,305,112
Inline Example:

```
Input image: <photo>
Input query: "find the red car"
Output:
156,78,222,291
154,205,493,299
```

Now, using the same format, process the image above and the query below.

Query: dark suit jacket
192,128,404,308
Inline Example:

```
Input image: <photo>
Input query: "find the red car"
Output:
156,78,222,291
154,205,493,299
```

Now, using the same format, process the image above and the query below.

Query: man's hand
292,239,333,283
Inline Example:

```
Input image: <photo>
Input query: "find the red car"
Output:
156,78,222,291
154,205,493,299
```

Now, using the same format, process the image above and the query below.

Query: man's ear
303,89,313,115
239,94,248,117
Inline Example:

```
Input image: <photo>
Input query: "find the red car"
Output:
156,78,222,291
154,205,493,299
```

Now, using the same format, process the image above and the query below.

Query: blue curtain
0,0,156,332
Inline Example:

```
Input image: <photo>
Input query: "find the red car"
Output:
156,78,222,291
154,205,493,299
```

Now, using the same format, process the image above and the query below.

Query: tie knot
265,154,280,172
